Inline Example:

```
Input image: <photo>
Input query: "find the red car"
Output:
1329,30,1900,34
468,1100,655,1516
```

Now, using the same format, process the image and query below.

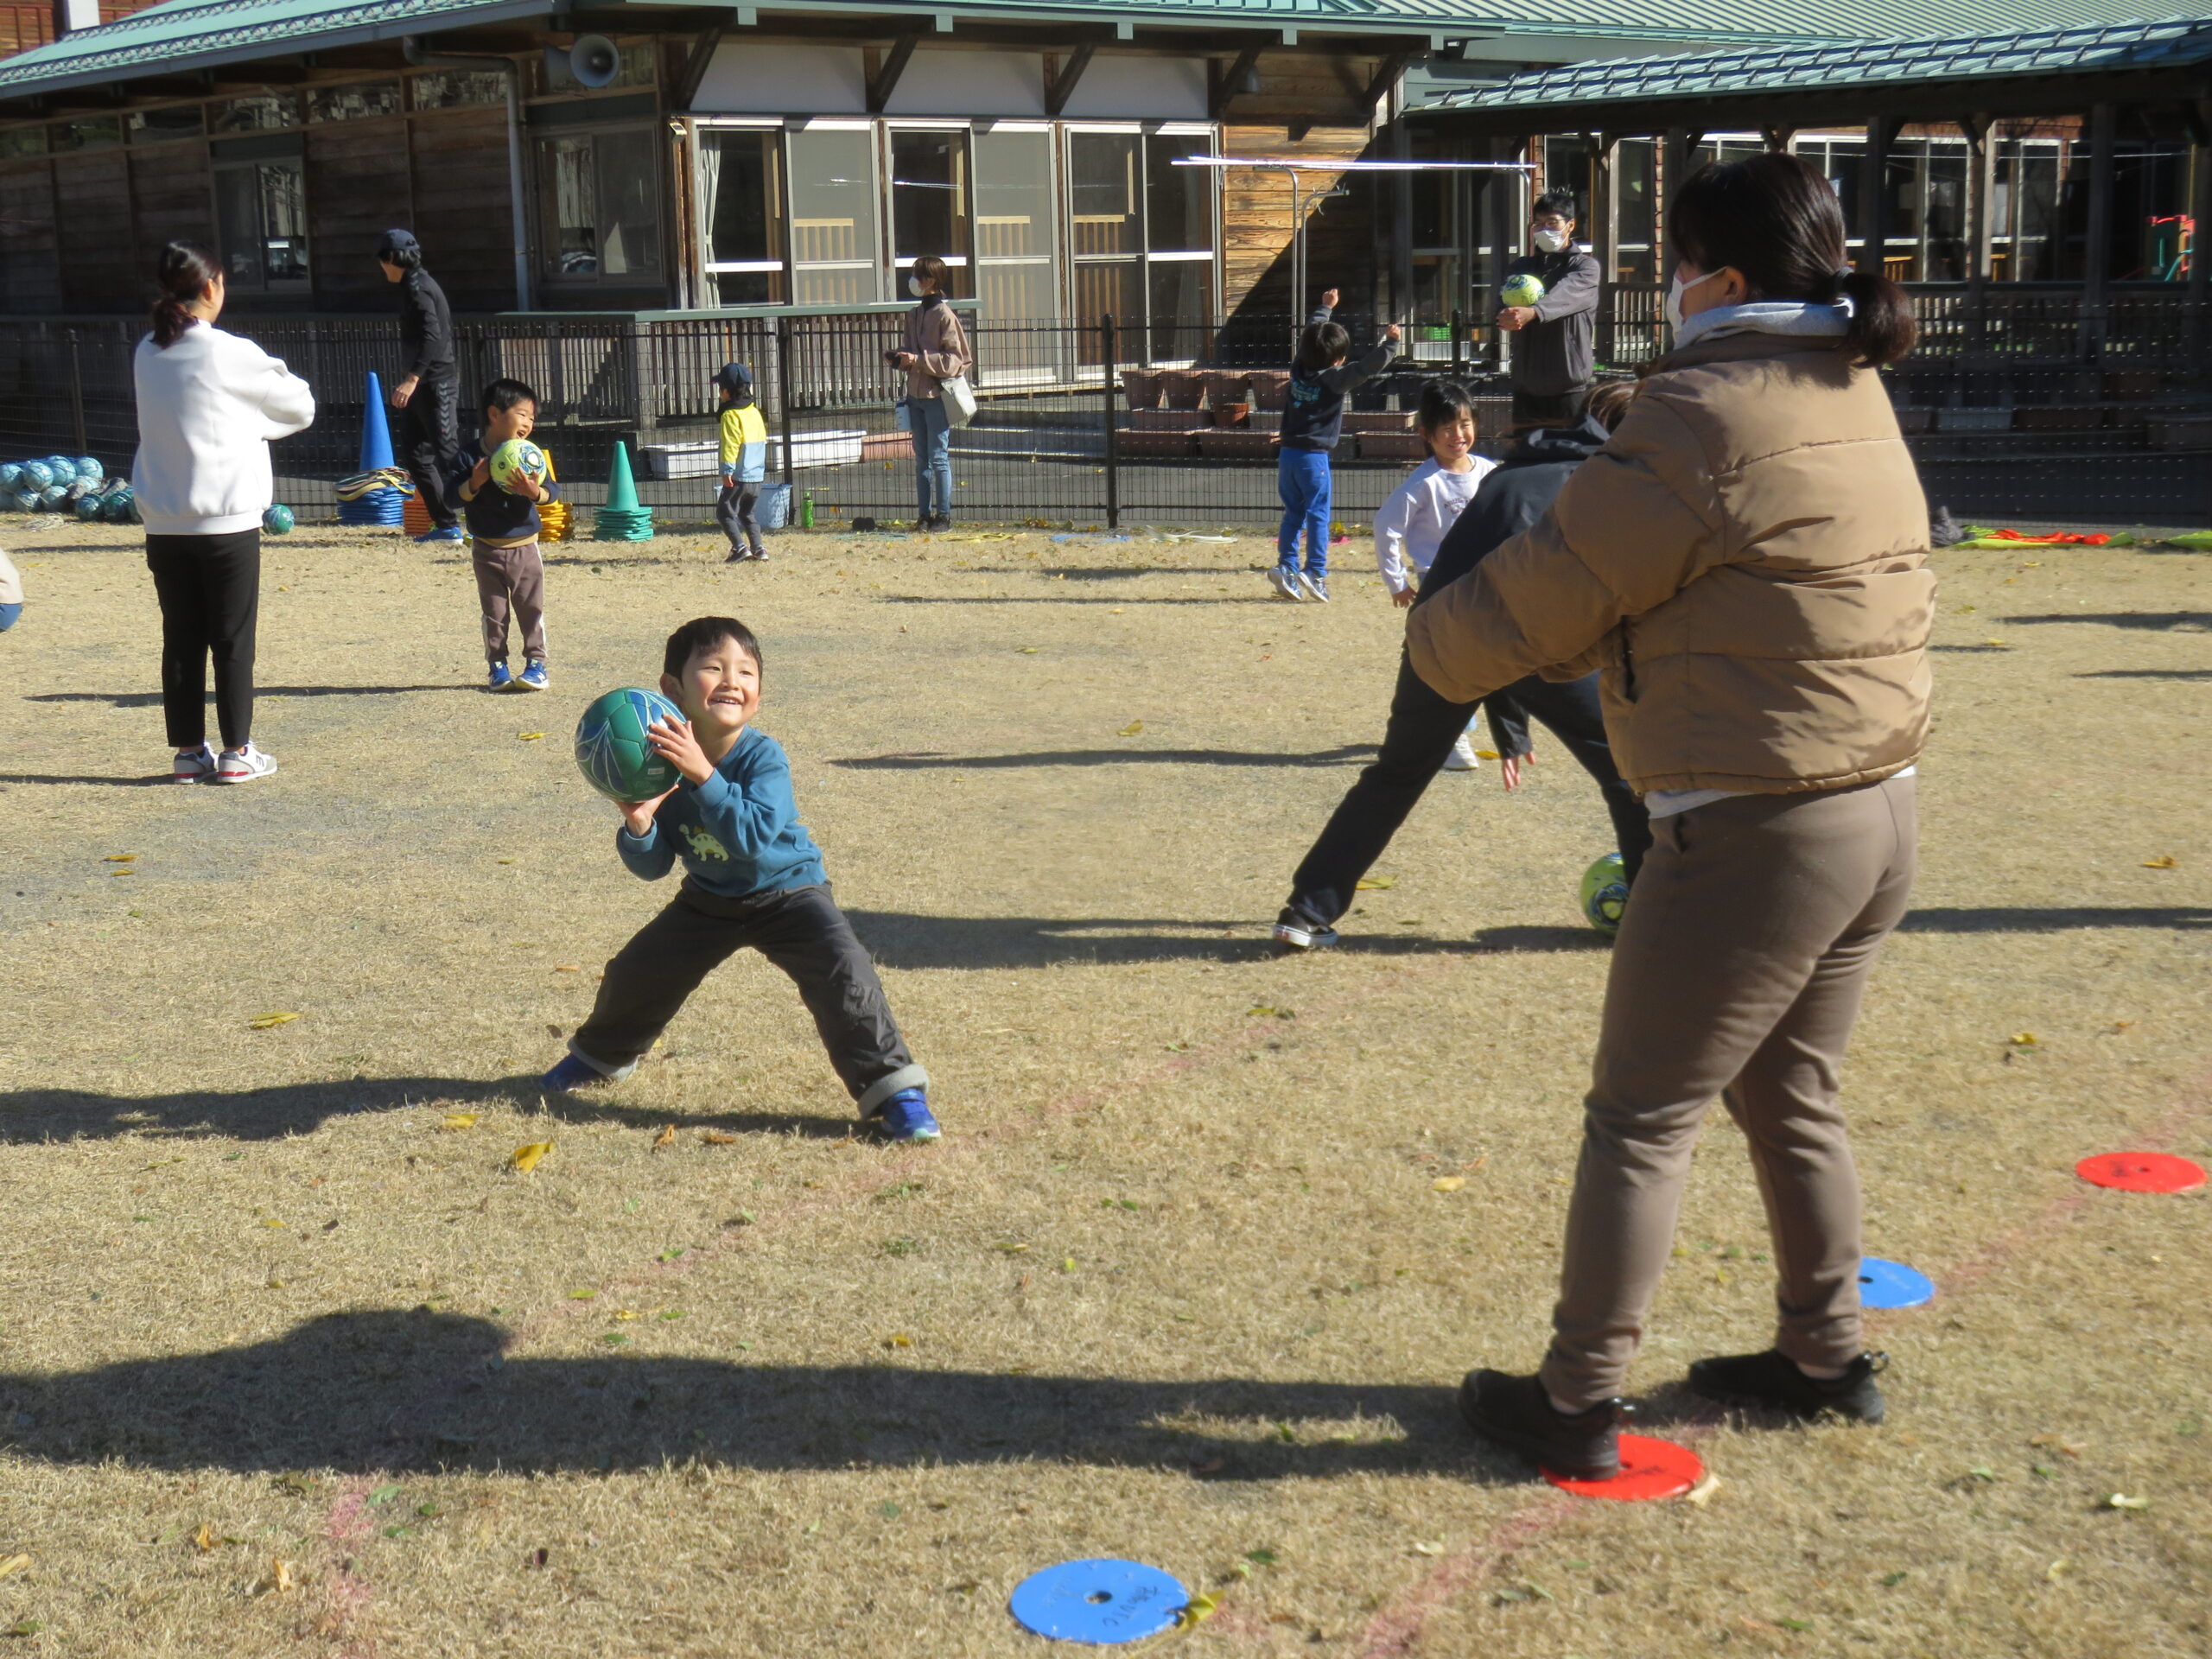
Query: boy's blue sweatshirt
615,726,827,898
1278,304,1395,452
449,439,560,543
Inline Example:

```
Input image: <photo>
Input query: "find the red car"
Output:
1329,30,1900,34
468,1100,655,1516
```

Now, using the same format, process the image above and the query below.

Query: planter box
1196,429,1276,459
638,441,721,480
768,429,868,469
1159,371,1206,410
1247,371,1291,410
1248,410,1281,433
1935,408,2014,432
1116,429,1198,458
1202,372,1250,409
1211,401,1251,428
1121,370,1164,410
1358,431,1430,461
2102,370,2163,399
2013,405,2111,431
1130,409,1209,431
1343,410,1415,434
1893,409,1936,434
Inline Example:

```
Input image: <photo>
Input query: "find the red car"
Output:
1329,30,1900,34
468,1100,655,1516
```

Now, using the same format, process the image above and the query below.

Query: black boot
1459,1369,1627,1480
1687,1349,1886,1424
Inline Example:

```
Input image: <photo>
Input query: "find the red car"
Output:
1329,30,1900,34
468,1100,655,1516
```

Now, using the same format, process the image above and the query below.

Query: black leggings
1284,652,1651,931
145,528,260,752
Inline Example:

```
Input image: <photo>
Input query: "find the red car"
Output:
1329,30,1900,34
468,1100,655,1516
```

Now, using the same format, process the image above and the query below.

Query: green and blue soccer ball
263,503,295,534
1580,852,1628,936
1502,272,1547,309
489,438,548,493
575,686,683,804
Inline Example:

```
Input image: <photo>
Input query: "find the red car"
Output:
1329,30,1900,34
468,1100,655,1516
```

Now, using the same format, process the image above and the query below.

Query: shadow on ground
2075,669,2212,681
833,747,1378,771
0,1308,1495,1482
1999,611,2212,631
25,684,469,709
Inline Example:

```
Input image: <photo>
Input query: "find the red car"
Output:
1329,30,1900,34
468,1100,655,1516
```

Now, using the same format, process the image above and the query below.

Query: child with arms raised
1272,288,1399,602
541,616,938,1143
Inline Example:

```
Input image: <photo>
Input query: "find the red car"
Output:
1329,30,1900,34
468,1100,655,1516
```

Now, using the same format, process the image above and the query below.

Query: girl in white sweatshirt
131,241,315,783
1372,382,1494,768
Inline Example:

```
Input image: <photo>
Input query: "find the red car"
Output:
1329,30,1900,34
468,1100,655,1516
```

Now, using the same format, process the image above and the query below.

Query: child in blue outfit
541,614,938,1142
714,361,768,563
1273,288,1399,602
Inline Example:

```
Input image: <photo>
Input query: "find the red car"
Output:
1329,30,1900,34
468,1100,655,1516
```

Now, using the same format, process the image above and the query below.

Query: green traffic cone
604,442,640,514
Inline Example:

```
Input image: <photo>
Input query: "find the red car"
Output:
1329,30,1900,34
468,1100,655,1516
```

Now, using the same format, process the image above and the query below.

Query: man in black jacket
1272,382,1651,950
378,229,462,542
1497,190,1601,429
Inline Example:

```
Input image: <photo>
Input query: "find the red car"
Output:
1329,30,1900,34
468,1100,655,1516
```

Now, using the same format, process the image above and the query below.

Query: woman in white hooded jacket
132,241,315,783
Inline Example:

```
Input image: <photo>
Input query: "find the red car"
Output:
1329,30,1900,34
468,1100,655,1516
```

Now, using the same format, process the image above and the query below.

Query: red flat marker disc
1543,1433,1703,1502
2076,1152,2207,1194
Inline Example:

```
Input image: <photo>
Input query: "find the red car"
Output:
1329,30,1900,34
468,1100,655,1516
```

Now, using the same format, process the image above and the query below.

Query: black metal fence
0,292,2205,531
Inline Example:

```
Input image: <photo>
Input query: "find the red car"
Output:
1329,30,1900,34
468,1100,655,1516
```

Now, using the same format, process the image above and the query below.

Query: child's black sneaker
1271,909,1338,951
1687,1349,1887,1424
1459,1369,1627,1480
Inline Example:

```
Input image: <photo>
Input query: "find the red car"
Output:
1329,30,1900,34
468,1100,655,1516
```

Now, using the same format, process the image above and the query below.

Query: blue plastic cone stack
339,372,407,527
593,442,654,542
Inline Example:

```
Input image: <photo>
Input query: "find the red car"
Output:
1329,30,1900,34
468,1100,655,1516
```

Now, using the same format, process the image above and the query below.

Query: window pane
973,127,1052,258
977,259,1055,330
129,105,205,144
594,128,661,276
544,135,600,277
52,118,122,151
1147,259,1208,360
1144,132,1211,255
890,128,969,273
212,94,295,133
1073,258,1140,328
0,126,44,158
703,129,782,266
715,270,784,304
308,82,401,124
1069,131,1139,255
213,169,265,289
411,70,505,111
1617,138,1656,247
787,124,881,304
261,164,310,285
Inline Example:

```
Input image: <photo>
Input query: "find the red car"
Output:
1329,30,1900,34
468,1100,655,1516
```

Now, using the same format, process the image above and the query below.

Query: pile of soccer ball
0,455,138,522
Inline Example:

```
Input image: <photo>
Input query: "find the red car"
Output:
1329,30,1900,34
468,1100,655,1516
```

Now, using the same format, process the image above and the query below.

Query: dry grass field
0,515,2207,1658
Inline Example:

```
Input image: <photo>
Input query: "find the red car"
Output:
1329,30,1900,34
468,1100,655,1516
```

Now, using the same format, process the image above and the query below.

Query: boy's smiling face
662,636,760,749
486,397,536,444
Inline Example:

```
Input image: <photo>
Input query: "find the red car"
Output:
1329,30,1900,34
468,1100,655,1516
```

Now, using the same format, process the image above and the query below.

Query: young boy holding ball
540,616,938,1143
450,377,558,692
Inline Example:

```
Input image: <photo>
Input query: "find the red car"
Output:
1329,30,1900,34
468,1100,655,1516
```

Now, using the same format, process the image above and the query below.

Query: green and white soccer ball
489,438,548,493
1579,852,1628,936
575,686,683,804
1501,272,1547,309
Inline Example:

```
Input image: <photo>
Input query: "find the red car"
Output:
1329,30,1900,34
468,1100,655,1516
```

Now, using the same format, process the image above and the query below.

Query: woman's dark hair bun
1669,152,1916,368
150,241,221,349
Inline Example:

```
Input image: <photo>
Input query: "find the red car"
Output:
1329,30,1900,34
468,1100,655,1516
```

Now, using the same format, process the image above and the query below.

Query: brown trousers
472,537,546,664
1540,774,1917,1409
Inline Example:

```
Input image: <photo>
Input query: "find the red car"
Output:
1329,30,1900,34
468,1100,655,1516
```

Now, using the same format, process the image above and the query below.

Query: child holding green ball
450,377,558,692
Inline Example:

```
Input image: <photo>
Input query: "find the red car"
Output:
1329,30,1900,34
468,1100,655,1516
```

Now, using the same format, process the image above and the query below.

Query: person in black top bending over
378,228,462,543
1272,379,1653,951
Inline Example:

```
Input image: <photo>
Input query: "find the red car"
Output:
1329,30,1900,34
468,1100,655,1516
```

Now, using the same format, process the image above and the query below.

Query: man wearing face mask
1497,189,1600,429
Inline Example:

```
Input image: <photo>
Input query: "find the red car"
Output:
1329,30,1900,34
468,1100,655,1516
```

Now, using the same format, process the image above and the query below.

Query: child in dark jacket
540,615,939,1143
1273,288,1399,602
451,377,559,692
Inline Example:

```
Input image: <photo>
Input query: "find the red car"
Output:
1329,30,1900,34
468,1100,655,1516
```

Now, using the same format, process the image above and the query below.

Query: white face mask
1533,227,1569,254
1664,265,1730,331
908,276,927,297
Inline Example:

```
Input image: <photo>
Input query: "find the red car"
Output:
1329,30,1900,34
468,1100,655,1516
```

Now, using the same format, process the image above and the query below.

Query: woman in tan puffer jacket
1411,153,1931,1480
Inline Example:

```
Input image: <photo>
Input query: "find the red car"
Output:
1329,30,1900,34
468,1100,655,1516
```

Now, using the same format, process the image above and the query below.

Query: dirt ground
1,516,2208,1658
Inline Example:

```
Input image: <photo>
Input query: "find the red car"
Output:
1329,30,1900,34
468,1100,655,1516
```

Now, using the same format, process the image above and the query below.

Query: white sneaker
1268,565,1304,601
171,743,217,784
212,742,278,784
1443,734,1483,772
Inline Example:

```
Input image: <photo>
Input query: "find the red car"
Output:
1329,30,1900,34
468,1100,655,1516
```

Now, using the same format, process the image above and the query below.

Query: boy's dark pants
1285,652,1651,931
716,479,764,555
571,880,926,1116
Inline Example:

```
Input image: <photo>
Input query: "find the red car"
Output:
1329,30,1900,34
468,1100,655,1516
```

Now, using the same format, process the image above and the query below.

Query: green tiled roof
1418,16,2212,111
11,0,2212,100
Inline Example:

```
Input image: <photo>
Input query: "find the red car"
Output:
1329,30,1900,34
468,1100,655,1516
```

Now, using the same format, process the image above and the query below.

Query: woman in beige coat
1407,153,1930,1479
888,254,972,532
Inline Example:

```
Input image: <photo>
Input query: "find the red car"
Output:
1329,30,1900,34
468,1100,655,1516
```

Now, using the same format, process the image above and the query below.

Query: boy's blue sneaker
539,1052,602,1094
1268,565,1304,601
416,524,466,543
1299,573,1331,602
873,1089,941,1143
518,660,550,691
486,662,513,691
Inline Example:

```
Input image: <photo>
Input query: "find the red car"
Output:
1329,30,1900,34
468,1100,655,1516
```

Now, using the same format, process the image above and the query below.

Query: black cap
714,361,754,403
377,228,421,259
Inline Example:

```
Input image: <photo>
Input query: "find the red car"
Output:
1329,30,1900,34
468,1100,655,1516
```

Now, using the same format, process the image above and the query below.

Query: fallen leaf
1116,720,1144,736
248,1011,300,1030
2029,1432,2086,1458
652,1123,676,1149
1354,876,1395,890
1431,1176,1465,1192
1018,646,1038,654
1411,1541,1446,1557
191,1522,215,1552
103,854,137,863
2046,1559,2071,1582
568,1287,596,1300
0,1555,26,1580
2111,1019,2137,1033
995,1241,1031,1254
2142,855,2177,869
261,1217,287,1229
1244,1548,1279,1567
2106,1493,2151,1510
1173,1592,1218,1630
2008,1032,2038,1047
886,1332,913,1348
1984,638,2008,647
1475,748,1500,760
517,731,545,741
272,1559,296,1592
701,1130,739,1145
553,963,582,973
511,1141,553,1172
442,1113,479,1130
613,1309,639,1321
1685,1472,1722,1506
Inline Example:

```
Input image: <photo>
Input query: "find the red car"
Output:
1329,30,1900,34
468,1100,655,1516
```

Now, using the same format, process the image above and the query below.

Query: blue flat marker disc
1858,1256,1935,1309
1009,1558,1188,1645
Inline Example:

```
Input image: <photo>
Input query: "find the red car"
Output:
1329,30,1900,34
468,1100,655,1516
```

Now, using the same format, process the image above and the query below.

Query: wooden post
1100,313,1119,529
1660,127,1696,280
1856,116,1894,275
2188,105,2211,381
2081,102,2116,362
1390,97,1413,322
1962,114,1993,354
1594,135,1618,367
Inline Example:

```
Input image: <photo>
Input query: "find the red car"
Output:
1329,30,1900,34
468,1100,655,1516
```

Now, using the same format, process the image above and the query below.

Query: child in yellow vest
715,362,768,563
